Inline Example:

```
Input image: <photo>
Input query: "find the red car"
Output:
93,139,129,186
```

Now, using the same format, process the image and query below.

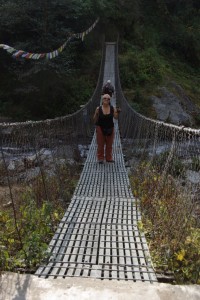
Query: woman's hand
93,107,100,122
114,107,121,119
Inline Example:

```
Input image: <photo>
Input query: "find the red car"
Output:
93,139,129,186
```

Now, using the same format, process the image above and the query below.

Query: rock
3,201,12,208
170,81,199,114
78,145,89,158
186,170,200,184
42,157,54,168
66,158,75,165
23,148,48,168
19,167,40,182
0,159,5,170
14,159,25,171
7,160,15,170
150,86,193,126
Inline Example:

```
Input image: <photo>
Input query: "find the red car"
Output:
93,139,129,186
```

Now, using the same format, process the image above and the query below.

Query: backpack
103,83,113,95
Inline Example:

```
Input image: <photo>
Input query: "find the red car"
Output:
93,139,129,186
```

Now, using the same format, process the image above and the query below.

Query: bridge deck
36,43,157,282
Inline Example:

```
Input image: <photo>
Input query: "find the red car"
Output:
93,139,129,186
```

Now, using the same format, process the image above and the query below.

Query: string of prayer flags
0,18,99,60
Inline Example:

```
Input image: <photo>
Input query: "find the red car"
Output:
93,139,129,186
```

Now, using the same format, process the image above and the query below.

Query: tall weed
130,162,200,284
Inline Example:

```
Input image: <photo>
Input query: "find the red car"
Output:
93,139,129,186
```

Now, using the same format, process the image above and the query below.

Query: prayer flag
0,18,99,60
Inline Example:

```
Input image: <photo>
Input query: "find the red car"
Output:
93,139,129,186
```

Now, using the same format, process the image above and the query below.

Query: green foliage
31,164,79,205
0,0,102,121
119,46,168,88
119,46,169,116
192,113,200,127
191,157,200,172
153,151,186,178
0,43,100,121
130,162,200,284
130,102,141,113
0,164,80,272
0,199,56,271
119,40,200,119
117,0,200,120
0,0,199,120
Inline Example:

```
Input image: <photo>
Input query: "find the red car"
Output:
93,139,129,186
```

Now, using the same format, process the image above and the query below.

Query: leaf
138,220,144,231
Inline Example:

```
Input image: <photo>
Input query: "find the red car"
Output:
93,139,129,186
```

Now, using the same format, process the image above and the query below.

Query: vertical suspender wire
31,122,55,226
0,132,27,261
32,123,49,203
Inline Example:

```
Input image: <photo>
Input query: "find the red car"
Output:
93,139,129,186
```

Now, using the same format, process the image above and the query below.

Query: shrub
153,151,186,178
0,191,64,272
0,163,80,273
130,162,200,284
191,157,200,172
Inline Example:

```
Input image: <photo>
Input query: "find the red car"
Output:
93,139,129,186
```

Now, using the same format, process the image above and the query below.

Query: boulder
150,86,194,126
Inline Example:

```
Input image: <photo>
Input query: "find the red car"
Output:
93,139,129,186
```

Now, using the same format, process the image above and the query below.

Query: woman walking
93,94,120,164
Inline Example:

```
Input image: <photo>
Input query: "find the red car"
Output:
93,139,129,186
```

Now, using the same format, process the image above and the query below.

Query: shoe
98,160,103,164
106,160,115,163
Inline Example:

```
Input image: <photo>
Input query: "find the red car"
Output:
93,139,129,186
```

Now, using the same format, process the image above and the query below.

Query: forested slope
0,0,199,123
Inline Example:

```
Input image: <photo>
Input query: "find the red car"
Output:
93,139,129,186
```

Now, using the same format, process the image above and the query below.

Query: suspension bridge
34,42,157,282
1,40,200,284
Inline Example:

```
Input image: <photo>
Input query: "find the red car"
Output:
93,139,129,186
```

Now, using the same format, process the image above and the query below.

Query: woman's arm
93,106,100,123
113,107,121,119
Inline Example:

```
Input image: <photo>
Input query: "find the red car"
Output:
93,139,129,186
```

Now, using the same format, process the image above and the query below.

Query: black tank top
96,105,114,129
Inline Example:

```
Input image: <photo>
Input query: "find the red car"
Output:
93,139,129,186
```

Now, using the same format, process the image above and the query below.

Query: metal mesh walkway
35,43,157,282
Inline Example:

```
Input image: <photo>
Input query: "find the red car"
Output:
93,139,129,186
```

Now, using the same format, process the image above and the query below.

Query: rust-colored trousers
96,126,114,161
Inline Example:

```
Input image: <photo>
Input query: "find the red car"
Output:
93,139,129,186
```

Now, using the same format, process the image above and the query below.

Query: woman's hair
102,94,111,100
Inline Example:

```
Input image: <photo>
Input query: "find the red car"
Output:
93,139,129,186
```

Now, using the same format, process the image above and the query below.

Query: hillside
0,0,199,125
